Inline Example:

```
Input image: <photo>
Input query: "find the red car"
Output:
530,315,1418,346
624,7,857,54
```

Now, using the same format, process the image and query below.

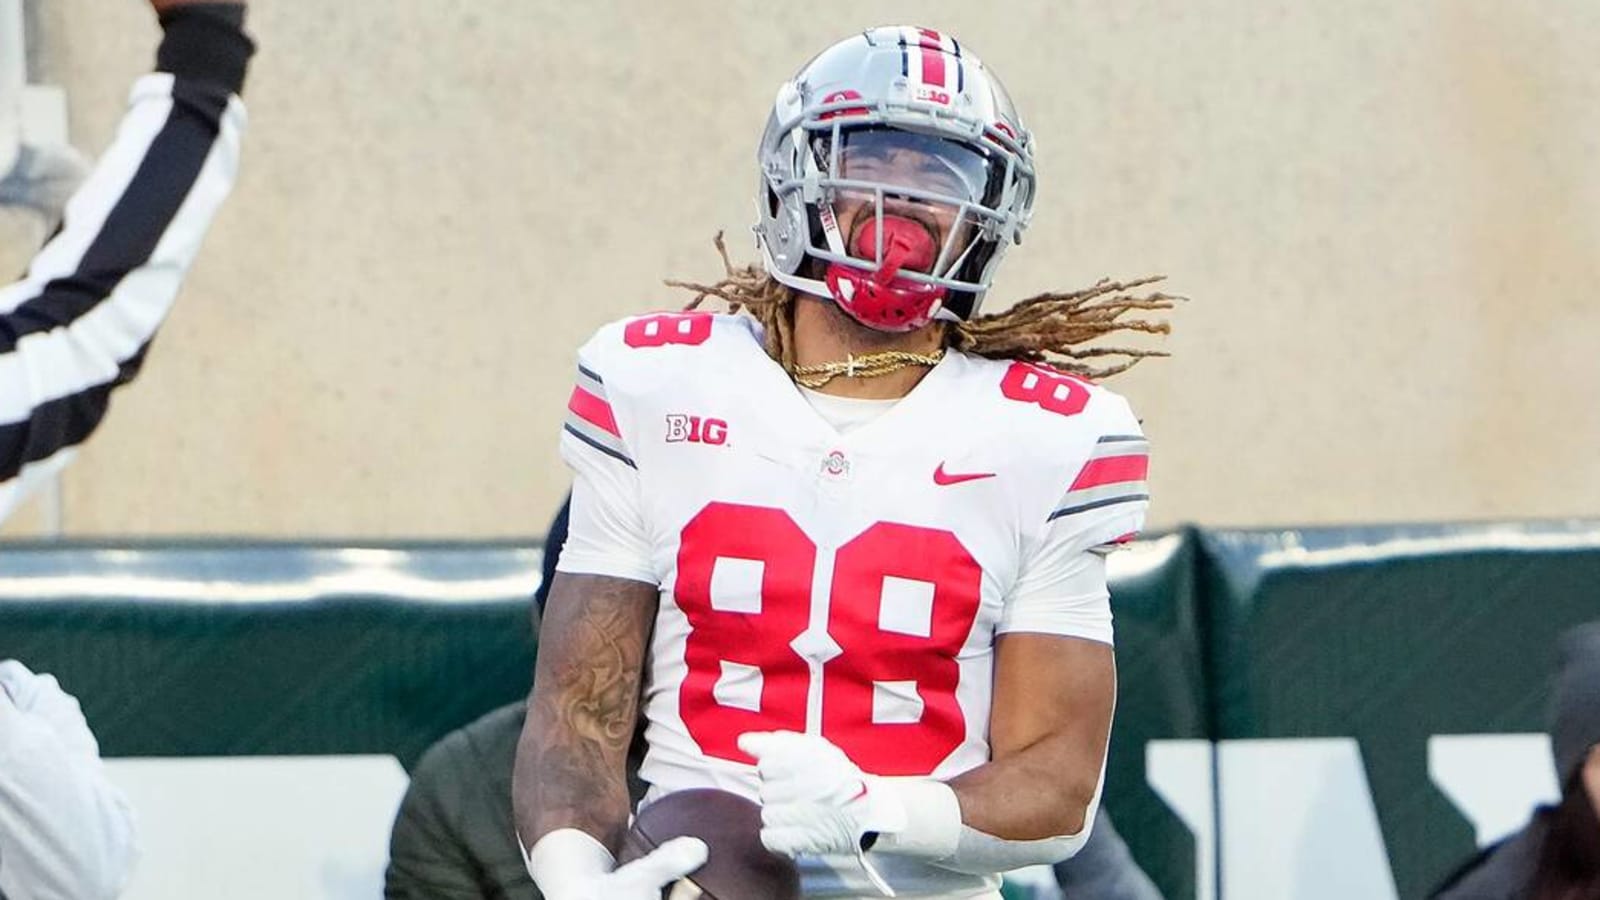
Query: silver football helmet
754,26,1037,332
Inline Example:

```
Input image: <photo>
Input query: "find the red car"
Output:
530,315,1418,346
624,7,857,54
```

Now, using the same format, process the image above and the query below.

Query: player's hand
530,831,707,900
150,0,246,13
738,731,908,859
581,838,708,900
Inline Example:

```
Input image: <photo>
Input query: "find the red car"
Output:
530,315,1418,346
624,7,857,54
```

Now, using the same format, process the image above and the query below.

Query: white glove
524,827,708,900
738,730,908,859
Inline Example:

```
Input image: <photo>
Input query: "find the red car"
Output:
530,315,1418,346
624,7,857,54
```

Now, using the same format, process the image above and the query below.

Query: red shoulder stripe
567,385,620,438
1069,454,1149,491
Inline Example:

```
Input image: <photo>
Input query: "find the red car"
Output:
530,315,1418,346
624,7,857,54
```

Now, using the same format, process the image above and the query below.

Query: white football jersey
557,312,1149,899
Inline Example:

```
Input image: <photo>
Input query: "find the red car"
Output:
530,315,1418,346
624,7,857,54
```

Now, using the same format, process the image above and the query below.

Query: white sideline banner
1146,735,1558,899
89,735,1558,899
1429,734,1560,848
105,756,409,900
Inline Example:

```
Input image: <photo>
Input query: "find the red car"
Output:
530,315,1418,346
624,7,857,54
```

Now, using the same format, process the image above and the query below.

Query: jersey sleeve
1000,542,1113,643
555,341,656,584
999,390,1149,643
1045,393,1150,555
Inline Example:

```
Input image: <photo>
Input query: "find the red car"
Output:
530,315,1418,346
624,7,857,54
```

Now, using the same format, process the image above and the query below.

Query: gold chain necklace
790,348,946,389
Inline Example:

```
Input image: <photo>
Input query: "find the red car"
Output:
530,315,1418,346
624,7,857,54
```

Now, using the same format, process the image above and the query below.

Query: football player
514,26,1174,900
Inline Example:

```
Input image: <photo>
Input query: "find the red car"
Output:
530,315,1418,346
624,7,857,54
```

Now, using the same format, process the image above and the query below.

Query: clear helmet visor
834,128,995,203
810,128,1003,284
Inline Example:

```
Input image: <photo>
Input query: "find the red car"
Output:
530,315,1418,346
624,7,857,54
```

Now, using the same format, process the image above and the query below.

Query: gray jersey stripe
575,364,607,398
563,423,636,469
564,411,628,454
1057,480,1149,508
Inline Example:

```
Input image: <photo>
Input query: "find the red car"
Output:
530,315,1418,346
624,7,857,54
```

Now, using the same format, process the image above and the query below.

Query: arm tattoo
513,573,658,853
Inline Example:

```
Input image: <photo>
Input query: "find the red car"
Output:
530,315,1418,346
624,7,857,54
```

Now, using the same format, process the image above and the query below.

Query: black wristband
156,3,255,95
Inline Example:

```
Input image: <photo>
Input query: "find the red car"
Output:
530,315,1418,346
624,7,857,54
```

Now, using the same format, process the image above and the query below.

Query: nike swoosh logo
934,463,996,486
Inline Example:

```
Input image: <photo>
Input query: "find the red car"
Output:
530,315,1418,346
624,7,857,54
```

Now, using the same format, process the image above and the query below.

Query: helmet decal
819,90,869,121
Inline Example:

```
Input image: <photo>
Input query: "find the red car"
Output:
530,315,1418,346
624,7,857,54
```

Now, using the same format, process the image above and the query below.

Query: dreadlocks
666,233,1177,380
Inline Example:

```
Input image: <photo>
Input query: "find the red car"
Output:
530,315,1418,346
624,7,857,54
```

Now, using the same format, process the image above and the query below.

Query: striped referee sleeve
0,71,246,524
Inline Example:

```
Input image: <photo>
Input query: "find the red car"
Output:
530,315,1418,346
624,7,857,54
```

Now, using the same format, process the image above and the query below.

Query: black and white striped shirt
0,9,254,896
0,29,248,525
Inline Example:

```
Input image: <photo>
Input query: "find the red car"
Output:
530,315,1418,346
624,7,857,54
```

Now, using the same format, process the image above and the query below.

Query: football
619,788,801,900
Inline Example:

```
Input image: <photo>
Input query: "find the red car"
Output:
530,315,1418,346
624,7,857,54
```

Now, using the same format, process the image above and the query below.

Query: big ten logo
665,414,728,446
914,86,952,106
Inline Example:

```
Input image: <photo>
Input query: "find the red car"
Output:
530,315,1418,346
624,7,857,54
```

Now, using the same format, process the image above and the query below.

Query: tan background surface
4,0,1597,538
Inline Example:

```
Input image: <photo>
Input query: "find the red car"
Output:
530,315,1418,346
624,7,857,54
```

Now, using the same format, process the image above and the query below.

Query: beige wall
5,0,1597,538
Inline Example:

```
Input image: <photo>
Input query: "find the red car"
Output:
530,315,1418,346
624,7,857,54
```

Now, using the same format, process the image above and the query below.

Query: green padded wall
1104,530,1207,900
0,541,541,769
5,522,1594,899
1199,521,1600,899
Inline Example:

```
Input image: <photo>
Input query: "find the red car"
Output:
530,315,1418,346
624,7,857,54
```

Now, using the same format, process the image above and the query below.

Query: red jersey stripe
567,385,621,438
1069,454,1149,491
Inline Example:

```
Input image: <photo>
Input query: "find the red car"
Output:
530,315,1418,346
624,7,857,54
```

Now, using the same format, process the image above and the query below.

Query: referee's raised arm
0,0,254,525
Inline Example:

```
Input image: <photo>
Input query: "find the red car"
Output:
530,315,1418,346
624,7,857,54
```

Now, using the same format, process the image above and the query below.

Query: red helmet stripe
921,45,946,88
917,28,947,88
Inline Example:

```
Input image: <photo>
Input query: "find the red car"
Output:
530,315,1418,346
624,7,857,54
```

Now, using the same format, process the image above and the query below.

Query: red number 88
673,502,982,775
